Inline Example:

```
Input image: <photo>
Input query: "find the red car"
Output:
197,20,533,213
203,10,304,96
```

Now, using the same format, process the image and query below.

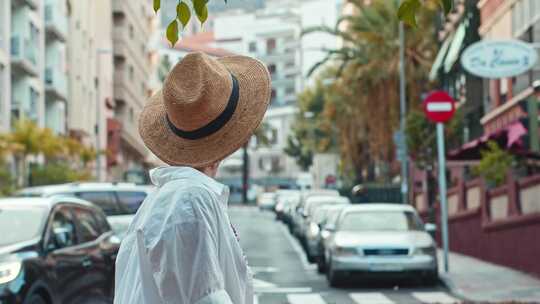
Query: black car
0,197,120,304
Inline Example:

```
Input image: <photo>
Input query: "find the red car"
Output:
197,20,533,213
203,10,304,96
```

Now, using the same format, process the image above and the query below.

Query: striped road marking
350,292,395,304
287,294,326,304
412,292,461,303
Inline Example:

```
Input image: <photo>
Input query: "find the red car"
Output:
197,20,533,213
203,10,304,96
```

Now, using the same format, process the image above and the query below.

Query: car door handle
82,258,93,268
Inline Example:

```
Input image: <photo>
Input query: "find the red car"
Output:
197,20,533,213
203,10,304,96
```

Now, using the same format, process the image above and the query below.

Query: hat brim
138,55,271,167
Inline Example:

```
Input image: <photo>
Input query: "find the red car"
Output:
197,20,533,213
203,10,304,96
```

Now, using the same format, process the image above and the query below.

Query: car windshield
0,206,47,246
339,211,424,232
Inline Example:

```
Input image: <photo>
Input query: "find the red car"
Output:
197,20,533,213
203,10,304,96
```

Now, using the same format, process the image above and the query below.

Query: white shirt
114,166,254,304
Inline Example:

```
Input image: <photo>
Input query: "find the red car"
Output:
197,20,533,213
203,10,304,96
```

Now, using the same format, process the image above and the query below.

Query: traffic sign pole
437,123,450,273
423,90,455,274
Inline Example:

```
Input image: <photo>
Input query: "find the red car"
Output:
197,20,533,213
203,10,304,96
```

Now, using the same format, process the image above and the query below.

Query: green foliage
30,163,92,187
405,108,463,169
397,0,421,27
285,79,337,170
473,141,514,187
166,20,180,46
154,0,452,46
154,0,216,46
0,163,15,196
398,0,453,26
1,119,99,187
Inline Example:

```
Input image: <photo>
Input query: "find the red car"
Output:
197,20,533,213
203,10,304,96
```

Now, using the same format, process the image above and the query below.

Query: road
229,206,463,304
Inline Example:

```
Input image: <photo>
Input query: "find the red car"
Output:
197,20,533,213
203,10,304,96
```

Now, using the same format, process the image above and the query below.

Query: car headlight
275,203,284,212
308,222,320,238
413,246,437,256
0,262,22,284
334,245,357,256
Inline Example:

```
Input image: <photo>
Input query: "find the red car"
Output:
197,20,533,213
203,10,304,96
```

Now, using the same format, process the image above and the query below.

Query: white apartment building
0,0,11,132
212,0,341,185
5,0,46,129
109,0,158,183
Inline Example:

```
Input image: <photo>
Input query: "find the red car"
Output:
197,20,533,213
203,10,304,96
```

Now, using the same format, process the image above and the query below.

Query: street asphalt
229,206,464,304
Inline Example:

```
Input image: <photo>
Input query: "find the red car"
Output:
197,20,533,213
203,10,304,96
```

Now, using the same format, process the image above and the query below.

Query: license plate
369,264,403,272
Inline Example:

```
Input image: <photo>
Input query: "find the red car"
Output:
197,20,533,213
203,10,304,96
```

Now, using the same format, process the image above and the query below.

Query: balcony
45,1,68,42
13,0,38,10
45,67,67,101
10,36,38,77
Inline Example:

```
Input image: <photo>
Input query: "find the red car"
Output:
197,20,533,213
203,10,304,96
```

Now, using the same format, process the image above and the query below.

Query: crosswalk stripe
287,293,326,304
350,292,395,304
411,292,461,303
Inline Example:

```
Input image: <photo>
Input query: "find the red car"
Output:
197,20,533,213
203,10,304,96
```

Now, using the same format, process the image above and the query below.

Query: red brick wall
417,175,540,278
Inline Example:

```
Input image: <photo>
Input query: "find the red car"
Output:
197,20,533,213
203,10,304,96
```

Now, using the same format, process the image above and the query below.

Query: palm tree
302,0,437,182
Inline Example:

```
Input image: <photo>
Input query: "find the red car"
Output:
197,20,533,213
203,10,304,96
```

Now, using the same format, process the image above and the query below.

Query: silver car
302,196,350,262
292,189,340,238
16,182,155,239
323,204,438,286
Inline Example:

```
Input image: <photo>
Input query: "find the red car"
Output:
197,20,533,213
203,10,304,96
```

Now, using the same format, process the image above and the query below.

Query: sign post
423,91,456,273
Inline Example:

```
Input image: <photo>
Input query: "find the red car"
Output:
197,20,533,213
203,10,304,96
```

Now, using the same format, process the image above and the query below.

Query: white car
17,182,155,239
323,204,438,286
257,192,277,210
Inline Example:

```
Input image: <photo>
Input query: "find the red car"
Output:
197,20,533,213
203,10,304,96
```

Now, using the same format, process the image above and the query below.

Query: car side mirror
325,225,336,232
425,223,437,232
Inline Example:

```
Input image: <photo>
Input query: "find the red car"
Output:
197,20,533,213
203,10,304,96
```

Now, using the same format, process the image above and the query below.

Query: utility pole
399,21,409,203
242,143,249,204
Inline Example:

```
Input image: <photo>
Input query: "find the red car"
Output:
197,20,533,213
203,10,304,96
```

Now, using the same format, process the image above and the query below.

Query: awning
429,35,452,81
443,22,467,73
448,121,529,161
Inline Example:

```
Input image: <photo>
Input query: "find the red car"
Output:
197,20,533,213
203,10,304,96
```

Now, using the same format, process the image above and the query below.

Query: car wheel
317,257,326,274
326,260,341,287
306,250,316,263
25,294,47,304
422,271,439,286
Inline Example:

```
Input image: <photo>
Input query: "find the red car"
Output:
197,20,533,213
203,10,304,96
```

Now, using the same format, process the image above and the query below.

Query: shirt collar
149,166,228,197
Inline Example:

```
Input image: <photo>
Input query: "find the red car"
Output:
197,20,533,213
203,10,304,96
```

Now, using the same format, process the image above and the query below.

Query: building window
268,64,276,75
249,41,257,53
129,65,134,81
285,86,295,95
266,38,276,54
270,89,277,104
129,24,134,39
129,107,134,122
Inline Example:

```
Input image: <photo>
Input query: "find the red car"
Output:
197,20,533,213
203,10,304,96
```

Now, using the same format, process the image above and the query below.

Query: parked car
316,205,349,273
274,190,301,221
291,189,340,238
16,183,155,239
323,204,438,287
283,194,302,232
0,197,120,304
257,192,277,211
304,202,350,265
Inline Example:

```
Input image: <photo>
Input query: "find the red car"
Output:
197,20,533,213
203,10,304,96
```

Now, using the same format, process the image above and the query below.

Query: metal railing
44,2,68,39
45,67,67,97
10,36,37,66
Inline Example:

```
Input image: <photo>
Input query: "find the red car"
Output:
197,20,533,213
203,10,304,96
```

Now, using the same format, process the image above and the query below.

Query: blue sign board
461,40,537,79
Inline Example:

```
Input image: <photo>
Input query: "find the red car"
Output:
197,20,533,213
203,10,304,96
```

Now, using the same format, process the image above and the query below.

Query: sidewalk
438,250,540,303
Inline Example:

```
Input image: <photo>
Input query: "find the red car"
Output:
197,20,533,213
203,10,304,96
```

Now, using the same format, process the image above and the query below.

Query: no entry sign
423,91,455,123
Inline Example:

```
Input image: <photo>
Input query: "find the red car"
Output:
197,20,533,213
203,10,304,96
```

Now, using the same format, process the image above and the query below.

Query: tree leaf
198,5,208,25
438,0,453,14
177,2,191,27
166,20,179,46
193,0,207,17
153,0,160,13
397,0,421,27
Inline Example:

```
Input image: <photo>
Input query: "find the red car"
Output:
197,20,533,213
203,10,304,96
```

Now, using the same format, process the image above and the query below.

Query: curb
438,273,470,302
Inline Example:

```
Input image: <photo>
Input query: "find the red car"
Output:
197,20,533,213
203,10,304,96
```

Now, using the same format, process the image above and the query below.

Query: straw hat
139,52,271,167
